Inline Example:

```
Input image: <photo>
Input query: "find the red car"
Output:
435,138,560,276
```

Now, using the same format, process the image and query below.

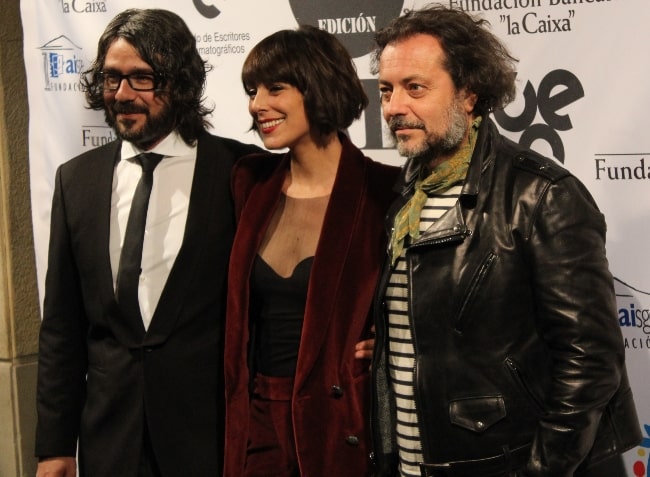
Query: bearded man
35,9,260,477
370,5,641,477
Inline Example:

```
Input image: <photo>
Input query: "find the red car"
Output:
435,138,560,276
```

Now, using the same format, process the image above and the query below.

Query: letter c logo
193,0,220,19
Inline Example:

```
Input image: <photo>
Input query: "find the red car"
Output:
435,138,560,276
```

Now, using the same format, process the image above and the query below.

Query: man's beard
105,100,175,150
388,96,468,162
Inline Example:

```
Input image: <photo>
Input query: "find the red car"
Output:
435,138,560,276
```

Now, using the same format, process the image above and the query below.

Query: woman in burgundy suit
223,25,399,477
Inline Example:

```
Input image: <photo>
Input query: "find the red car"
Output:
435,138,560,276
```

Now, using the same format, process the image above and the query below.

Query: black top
251,254,313,377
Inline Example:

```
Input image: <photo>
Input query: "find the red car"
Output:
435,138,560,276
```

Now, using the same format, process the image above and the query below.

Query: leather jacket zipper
505,357,546,414
410,224,472,250
454,251,498,333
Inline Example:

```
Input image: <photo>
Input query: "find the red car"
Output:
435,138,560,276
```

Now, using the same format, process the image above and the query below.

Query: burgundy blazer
224,135,399,477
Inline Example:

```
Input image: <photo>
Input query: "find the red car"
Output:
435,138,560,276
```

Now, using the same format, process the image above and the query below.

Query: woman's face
247,82,312,151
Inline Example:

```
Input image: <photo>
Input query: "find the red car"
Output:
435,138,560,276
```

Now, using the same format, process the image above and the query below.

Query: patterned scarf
389,117,482,265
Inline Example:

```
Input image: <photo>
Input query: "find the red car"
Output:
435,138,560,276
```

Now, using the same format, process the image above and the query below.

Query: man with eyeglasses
34,9,260,477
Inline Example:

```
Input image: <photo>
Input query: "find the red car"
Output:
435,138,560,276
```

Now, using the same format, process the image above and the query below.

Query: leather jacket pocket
454,251,498,333
449,395,506,433
505,357,546,415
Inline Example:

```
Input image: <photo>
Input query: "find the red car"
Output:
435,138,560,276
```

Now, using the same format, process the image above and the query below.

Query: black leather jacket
371,119,641,476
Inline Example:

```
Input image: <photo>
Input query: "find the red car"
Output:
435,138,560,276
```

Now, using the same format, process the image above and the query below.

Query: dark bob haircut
81,8,212,145
371,4,518,116
242,25,368,145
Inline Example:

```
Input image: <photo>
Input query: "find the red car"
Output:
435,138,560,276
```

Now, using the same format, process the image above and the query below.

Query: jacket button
330,385,344,398
345,435,360,446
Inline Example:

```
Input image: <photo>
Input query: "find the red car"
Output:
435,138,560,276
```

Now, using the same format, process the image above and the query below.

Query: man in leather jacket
370,5,641,477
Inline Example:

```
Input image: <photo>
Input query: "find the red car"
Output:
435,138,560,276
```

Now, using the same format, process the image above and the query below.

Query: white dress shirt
109,131,197,330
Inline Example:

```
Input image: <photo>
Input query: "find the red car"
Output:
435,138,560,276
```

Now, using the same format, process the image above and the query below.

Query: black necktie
116,152,164,320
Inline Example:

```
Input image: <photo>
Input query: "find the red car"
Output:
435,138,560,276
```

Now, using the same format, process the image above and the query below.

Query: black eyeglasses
100,71,162,92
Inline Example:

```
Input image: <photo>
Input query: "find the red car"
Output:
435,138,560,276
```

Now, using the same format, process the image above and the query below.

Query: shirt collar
120,130,196,161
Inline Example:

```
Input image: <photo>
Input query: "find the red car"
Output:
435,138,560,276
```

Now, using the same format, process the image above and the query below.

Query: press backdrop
20,1,650,474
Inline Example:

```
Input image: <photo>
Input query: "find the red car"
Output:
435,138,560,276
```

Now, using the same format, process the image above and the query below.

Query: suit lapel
144,134,233,346
92,141,151,346
295,138,368,388
236,157,288,265
97,142,122,300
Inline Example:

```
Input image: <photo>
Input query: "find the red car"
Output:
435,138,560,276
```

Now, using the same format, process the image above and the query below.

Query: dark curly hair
371,4,517,116
242,24,368,147
81,9,212,145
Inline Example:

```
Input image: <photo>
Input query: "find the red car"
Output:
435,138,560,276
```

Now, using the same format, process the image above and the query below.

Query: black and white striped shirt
386,186,461,477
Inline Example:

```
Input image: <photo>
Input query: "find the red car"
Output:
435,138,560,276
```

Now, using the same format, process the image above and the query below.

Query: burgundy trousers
244,374,300,477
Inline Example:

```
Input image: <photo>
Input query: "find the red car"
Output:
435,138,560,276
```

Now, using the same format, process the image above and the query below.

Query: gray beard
390,96,469,163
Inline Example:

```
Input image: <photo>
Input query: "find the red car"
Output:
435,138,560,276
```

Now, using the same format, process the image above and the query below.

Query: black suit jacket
35,132,260,477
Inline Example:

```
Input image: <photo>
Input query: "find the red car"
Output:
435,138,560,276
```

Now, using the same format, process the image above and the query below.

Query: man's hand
354,325,376,360
36,457,76,477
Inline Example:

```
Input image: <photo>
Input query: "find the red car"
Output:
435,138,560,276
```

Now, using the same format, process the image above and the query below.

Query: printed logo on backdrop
38,35,84,93
451,0,612,36
452,1,615,162
613,281,649,476
81,125,116,149
288,0,404,58
615,277,650,353
287,1,405,151
59,0,107,14
191,3,250,58
494,69,584,164
193,0,221,19
594,152,650,182
632,424,650,477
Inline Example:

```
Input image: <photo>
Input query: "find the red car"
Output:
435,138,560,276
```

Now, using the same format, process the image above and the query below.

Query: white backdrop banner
20,0,650,474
